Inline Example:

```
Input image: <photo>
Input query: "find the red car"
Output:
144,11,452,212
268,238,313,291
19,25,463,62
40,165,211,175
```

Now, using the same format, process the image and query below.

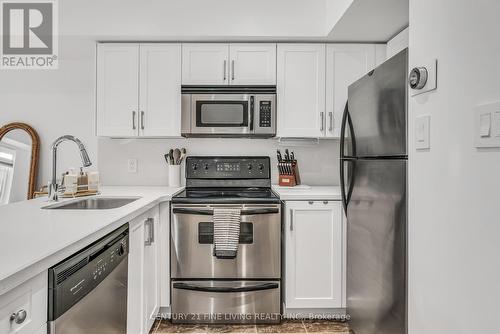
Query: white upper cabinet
182,43,277,86
181,44,229,85
97,43,182,137
139,44,182,137
285,200,344,309
325,44,378,138
97,44,139,137
277,44,326,138
229,44,276,85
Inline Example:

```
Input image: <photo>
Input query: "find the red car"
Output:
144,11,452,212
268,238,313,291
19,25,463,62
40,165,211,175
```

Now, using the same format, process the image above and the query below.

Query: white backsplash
98,138,340,186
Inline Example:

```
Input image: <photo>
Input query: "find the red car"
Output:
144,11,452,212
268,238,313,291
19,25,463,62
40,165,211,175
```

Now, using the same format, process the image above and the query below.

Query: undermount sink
42,197,141,210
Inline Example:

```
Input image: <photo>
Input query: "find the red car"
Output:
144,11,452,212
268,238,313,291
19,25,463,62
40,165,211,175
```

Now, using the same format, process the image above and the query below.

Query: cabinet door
127,214,145,334
158,202,170,307
143,206,160,332
285,201,343,308
325,44,377,138
277,44,326,138
182,44,229,85
229,44,276,85
97,44,139,137
139,44,182,137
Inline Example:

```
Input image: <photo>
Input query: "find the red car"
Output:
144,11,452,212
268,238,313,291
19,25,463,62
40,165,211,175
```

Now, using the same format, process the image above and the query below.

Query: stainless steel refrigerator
340,49,408,334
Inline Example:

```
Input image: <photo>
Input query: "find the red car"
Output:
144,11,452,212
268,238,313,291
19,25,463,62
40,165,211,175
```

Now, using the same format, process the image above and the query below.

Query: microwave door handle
249,96,255,131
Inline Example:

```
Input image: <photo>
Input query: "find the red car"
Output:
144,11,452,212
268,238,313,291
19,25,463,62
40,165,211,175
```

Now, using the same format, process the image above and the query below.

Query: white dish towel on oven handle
213,208,241,259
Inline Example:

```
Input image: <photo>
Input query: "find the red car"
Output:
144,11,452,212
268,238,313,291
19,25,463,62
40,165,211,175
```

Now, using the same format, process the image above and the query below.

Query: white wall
62,0,328,39
98,138,339,186
409,0,500,333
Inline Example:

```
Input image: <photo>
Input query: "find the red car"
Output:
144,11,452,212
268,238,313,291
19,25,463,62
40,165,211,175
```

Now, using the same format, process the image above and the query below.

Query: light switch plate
415,115,430,150
410,59,437,97
474,101,500,148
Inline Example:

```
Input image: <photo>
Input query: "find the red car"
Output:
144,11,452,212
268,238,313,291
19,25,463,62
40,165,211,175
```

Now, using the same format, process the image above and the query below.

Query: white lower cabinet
284,200,344,309
128,205,161,334
0,271,47,334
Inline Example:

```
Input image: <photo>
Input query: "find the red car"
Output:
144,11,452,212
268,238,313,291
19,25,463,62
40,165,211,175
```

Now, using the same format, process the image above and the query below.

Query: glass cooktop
172,187,280,204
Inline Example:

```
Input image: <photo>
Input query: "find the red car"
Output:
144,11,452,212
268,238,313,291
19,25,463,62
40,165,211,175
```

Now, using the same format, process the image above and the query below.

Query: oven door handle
172,208,279,216
172,282,279,293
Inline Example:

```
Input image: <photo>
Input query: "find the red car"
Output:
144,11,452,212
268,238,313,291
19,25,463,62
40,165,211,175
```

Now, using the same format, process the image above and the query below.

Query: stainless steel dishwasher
48,224,129,334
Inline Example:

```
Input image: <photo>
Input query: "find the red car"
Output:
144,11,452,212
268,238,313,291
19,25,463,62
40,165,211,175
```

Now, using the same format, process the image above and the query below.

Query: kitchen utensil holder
278,161,301,187
168,165,182,187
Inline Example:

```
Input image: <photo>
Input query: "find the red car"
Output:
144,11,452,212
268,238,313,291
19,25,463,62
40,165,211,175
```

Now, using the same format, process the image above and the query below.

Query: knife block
278,161,301,187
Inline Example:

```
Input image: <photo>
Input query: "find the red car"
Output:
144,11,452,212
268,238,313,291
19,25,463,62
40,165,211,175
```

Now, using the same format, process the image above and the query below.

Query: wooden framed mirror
0,122,40,203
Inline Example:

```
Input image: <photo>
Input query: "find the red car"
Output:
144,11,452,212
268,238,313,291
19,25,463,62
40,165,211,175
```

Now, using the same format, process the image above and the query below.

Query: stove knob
192,163,198,170
204,163,209,170
247,163,252,170
258,163,264,171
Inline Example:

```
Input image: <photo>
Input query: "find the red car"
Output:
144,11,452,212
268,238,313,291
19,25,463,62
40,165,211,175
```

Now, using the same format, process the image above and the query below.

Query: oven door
171,204,281,279
190,94,253,135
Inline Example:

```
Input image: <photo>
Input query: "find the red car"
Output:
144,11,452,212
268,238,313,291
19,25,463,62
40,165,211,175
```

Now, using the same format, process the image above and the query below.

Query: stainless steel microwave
181,86,276,137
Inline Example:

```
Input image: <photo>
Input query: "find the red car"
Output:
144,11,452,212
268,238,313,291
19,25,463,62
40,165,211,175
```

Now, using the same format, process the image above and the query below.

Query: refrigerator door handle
340,159,355,214
339,102,356,159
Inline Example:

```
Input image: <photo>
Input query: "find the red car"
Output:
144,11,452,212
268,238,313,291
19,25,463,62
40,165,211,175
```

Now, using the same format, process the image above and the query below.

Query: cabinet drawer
0,272,47,334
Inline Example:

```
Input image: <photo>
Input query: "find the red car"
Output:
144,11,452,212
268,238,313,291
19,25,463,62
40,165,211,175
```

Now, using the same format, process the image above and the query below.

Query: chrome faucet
48,135,92,201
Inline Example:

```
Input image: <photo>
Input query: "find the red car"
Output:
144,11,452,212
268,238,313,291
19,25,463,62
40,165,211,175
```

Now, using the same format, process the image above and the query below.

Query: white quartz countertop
271,185,342,201
0,186,183,294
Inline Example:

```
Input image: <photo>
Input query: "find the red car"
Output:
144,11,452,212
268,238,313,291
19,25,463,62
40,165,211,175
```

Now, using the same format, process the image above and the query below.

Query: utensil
173,148,181,165
164,154,170,165
179,148,187,164
284,149,290,162
290,151,295,161
277,149,282,162
168,149,174,165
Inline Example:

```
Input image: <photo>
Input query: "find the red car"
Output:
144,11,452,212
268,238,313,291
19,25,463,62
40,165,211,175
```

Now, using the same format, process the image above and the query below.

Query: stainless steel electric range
170,156,281,324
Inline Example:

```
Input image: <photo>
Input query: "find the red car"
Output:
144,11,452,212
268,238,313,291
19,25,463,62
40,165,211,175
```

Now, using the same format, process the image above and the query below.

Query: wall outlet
127,159,138,173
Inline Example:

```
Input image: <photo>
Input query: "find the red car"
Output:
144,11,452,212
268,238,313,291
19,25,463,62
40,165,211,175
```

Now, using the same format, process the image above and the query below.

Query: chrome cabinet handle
323,200,329,204
10,310,27,324
231,60,235,81
329,112,333,131
289,209,293,231
308,201,314,205
223,60,227,81
132,111,136,130
320,112,325,131
144,218,154,246
140,111,145,130
149,218,155,243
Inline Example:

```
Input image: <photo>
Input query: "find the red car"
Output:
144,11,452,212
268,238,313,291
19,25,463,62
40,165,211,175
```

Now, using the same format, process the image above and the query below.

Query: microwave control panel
259,101,272,128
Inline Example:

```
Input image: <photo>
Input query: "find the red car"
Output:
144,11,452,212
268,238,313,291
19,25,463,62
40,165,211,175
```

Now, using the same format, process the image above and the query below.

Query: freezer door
347,159,406,334
347,49,407,157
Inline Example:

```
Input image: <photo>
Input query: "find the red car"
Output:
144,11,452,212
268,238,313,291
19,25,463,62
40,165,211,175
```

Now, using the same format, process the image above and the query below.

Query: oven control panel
186,156,270,179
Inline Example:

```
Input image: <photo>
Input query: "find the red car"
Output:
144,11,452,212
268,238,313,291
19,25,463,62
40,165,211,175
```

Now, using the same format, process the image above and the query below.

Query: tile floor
150,320,351,333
